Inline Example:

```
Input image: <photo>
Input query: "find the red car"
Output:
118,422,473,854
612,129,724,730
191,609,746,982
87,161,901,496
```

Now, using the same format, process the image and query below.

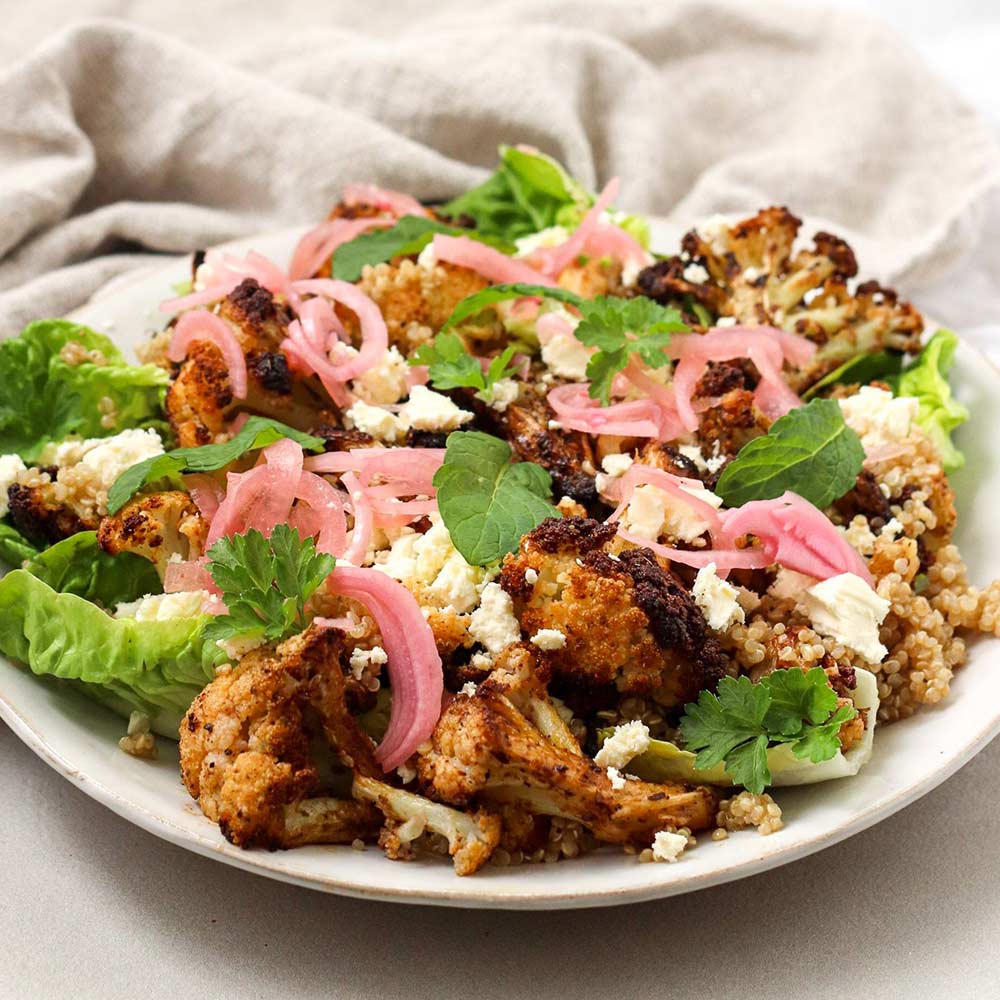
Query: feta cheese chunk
607,766,627,790
79,428,164,492
541,330,592,381
113,589,209,622
692,563,745,632
352,346,410,405
345,400,405,443
621,482,722,543
485,377,519,413
601,453,634,477
529,628,567,650
594,720,650,769
839,386,918,450
651,829,688,863
397,385,473,432
682,262,709,284
349,645,388,679
800,572,891,663
0,454,27,518
469,582,521,654
514,225,570,257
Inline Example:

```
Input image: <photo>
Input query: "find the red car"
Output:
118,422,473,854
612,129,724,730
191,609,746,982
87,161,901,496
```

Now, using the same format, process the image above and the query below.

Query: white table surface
4,3,1000,998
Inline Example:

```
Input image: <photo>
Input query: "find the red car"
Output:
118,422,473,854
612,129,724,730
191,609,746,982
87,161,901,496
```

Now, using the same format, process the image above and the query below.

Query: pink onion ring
167,310,248,399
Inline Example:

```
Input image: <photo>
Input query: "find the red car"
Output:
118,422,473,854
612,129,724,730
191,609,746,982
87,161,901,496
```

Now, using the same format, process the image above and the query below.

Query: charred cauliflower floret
179,627,380,849
166,278,336,447
418,647,719,844
499,517,726,708
97,490,207,579
353,775,502,876
7,478,91,543
636,207,923,390
355,259,489,354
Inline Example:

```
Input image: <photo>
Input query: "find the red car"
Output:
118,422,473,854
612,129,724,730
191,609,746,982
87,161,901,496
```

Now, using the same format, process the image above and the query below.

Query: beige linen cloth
1,0,999,342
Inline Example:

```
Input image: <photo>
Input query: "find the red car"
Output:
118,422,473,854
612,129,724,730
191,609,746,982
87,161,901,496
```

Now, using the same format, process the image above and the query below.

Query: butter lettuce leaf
0,319,169,463
887,329,968,474
0,521,39,567
0,569,220,738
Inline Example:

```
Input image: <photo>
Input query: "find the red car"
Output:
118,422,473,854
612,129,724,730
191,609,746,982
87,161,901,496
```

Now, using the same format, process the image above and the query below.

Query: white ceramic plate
2,225,998,910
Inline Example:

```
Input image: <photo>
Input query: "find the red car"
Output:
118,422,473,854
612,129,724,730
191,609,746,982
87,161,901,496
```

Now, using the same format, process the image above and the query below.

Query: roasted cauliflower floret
355,259,489,354
499,517,726,707
179,627,380,849
353,775,501,876
636,207,923,390
97,490,207,579
418,648,719,844
166,278,337,447
7,478,91,543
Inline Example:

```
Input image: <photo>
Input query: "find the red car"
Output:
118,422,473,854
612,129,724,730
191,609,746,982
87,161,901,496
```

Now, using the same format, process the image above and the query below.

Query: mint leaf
887,329,968,474
0,319,169,463
572,296,688,404
107,416,325,514
331,216,514,282
678,668,857,794
441,283,584,333
715,398,864,509
433,431,557,565
802,350,904,401
203,525,336,649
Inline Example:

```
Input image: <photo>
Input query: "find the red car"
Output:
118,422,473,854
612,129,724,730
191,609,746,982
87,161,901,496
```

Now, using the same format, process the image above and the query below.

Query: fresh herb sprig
411,332,520,401
679,668,857,794
573,296,689,404
714,398,865,509
203,525,335,650
440,283,584,332
433,431,557,566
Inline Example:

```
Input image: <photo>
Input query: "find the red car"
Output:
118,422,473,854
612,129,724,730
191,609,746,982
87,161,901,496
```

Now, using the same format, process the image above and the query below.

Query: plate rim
2,226,998,909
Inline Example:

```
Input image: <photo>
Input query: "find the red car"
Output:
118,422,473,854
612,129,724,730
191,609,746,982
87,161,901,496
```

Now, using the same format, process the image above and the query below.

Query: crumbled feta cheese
344,400,405,443
349,645,388,680
677,443,726,475
524,568,539,585
800,573,891,663
839,386,918,450
651,829,688,863
842,517,878,556
529,628,567,650
469,582,521,654
113,589,210,622
697,214,732,255
485,377,519,413
217,634,267,661
460,681,478,697
743,266,761,282
594,720,650,769
692,563,745,631
0,453,27,518
620,257,644,288
541,331,592,381
425,550,484,613
79,428,164,493
601,453,634,477
621,482,722,543
769,568,819,601
470,652,493,670
352,346,410,405
397,385,473,432
514,225,570,257
607,766,627,790
682,262,709,284
714,316,737,328
416,242,437,269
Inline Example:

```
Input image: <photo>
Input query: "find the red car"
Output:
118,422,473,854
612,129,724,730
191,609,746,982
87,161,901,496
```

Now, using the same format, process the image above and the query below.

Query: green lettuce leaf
0,319,169,462
887,329,968,473
0,521,39,567
23,531,161,607
0,569,220,738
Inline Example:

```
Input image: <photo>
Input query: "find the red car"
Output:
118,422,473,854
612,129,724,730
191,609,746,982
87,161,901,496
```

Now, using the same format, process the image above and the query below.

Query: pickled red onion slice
327,566,443,771
431,234,556,286
289,217,389,281
185,473,225,523
341,183,431,219
163,557,220,595
618,530,775,571
167,310,248,399
292,470,349,557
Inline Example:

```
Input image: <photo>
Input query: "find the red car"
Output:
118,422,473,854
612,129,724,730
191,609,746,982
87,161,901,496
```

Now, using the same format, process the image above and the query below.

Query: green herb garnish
107,416,325,515
441,283,584,332
714,398,865,509
801,350,904,401
331,216,514,282
679,669,857,794
411,331,520,401
573,296,689,404
203,525,336,650
433,431,557,566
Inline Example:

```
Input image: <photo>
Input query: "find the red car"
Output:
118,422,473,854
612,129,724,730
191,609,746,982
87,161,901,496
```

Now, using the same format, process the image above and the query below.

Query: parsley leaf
714,398,865,509
678,668,856,794
331,216,514,282
203,525,336,650
572,296,689,404
441,283,584,332
107,417,325,515
433,431,557,565
411,332,520,400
